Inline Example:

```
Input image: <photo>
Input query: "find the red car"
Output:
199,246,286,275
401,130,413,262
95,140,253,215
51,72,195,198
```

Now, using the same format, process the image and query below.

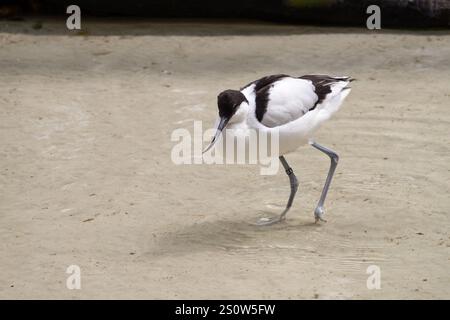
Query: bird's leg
279,156,299,220
257,156,299,226
310,142,339,223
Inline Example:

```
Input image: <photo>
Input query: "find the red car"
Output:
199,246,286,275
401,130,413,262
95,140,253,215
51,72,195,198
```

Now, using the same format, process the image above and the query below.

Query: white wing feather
262,78,317,127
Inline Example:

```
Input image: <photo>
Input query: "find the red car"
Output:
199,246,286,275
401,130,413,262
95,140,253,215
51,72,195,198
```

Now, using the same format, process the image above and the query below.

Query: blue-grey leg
311,142,339,223
257,156,299,225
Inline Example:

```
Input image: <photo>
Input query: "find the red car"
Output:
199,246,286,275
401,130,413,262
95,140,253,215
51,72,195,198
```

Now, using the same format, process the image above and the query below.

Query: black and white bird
203,74,353,225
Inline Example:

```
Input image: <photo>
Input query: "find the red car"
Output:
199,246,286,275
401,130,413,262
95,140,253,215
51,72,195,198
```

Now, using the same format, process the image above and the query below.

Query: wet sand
0,19,449,299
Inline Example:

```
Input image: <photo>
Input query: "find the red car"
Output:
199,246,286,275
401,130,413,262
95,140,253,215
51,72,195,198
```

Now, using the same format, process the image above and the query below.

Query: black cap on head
217,90,248,119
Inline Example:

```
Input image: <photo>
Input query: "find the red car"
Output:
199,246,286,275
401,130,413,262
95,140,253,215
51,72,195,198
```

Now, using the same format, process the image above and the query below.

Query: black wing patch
242,74,289,92
242,74,289,122
299,75,350,110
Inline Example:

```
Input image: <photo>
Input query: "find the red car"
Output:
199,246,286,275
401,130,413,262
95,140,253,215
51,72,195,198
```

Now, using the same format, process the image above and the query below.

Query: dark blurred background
0,0,448,27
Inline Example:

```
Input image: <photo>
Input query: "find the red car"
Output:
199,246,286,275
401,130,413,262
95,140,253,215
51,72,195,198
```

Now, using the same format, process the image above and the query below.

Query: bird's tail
322,79,352,115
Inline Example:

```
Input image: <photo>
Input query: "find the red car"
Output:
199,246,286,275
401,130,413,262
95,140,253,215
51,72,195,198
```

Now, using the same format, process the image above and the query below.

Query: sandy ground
0,19,449,299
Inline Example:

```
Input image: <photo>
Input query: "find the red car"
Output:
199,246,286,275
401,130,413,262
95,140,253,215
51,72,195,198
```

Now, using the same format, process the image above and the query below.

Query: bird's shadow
148,213,320,257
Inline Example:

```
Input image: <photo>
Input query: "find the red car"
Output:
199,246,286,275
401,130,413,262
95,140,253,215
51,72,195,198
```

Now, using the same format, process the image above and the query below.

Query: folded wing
243,74,352,128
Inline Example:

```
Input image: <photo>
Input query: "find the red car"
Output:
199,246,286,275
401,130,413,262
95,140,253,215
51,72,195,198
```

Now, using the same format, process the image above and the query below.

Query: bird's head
203,89,249,153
